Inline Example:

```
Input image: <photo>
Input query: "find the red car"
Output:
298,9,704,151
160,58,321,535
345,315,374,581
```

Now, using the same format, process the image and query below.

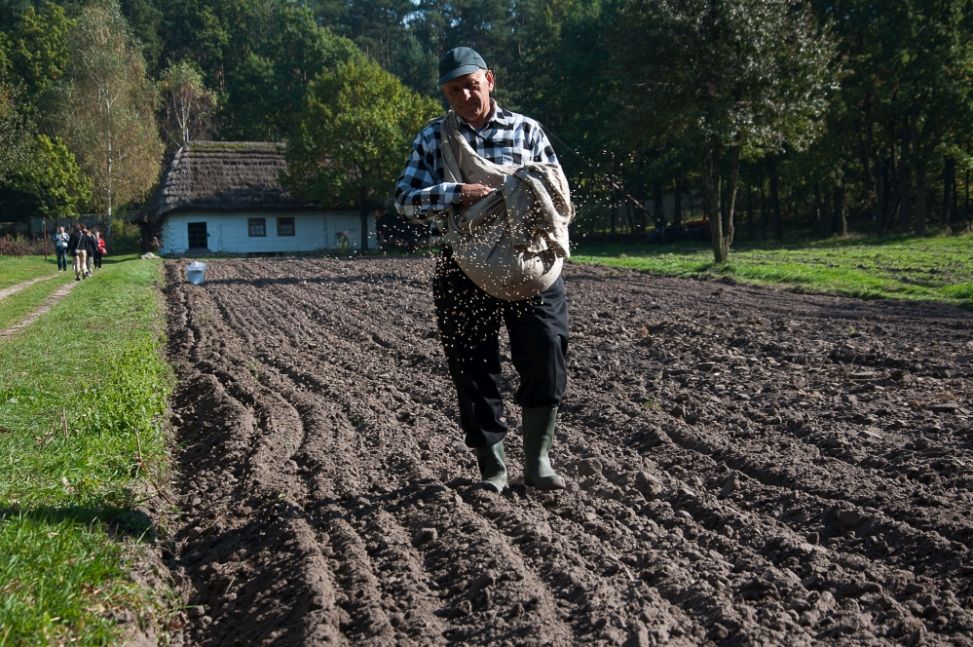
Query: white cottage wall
159,211,375,255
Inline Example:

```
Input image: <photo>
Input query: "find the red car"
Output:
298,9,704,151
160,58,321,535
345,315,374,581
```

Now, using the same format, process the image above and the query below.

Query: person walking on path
84,227,97,275
93,230,106,269
53,226,70,271
395,47,570,493
68,223,95,280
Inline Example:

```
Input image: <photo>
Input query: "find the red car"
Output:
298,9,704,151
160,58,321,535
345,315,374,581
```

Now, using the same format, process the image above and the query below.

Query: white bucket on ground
186,261,207,285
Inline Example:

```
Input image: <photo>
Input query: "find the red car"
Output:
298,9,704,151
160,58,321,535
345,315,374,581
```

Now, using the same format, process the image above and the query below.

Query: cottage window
277,217,295,236
248,218,266,237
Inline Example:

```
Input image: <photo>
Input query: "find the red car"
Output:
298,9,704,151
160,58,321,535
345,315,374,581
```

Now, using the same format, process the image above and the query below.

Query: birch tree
159,59,216,149
54,0,162,219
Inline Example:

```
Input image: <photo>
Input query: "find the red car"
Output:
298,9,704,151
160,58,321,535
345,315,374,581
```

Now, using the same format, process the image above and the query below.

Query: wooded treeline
1,0,971,259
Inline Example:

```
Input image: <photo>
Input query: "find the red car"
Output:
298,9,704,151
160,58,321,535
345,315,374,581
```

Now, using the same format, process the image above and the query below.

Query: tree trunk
359,187,369,251
674,173,683,228
625,202,637,234
609,187,617,235
899,125,913,230
965,168,971,216
874,159,886,234
941,157,955,226
910,117,927,235
760,177,768,240
652,180,664,231
702,145,727,263
768,157,782,239
832,186,846,237
746,181,755,241
914,160,927,235
724,148,740,250
814,183,824,235
879,157,892,234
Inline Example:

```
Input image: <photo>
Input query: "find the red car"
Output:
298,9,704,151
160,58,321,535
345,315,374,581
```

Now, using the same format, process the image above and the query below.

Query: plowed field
163,257,973,646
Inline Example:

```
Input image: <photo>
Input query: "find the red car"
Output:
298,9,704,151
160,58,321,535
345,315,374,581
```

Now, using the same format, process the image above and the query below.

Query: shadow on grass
0,503,155,539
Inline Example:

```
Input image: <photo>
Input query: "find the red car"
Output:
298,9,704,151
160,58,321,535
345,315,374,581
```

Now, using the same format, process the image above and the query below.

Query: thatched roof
138,141,329,223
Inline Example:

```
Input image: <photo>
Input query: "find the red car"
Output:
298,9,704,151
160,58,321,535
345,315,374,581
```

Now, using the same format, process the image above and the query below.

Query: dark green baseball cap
438,47,487,86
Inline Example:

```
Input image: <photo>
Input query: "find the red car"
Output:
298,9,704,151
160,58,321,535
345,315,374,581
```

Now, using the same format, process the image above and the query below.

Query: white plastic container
186,261,207,285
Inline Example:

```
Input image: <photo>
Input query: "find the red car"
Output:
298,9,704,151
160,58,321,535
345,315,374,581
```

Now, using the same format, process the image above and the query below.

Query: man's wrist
445,182,464,205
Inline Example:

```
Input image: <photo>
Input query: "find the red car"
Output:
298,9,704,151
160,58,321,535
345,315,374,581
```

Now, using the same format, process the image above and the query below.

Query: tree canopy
0,0,970,250
285,55,440,249
613,0,838,261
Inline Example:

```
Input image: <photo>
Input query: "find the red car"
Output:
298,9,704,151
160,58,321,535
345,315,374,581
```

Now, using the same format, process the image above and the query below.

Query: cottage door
187,222,208,250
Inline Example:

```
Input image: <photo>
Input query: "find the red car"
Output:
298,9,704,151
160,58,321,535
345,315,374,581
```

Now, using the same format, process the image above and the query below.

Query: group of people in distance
53,223,107,280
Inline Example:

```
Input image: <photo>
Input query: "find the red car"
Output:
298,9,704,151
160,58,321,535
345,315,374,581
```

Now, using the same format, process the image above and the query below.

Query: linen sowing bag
439,111,574,301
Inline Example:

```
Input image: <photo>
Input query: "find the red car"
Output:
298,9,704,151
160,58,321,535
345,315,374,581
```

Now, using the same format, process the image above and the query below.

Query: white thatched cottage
136,141,374,255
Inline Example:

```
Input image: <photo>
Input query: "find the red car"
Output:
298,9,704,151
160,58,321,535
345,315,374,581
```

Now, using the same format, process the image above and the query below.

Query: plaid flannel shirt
394,102,558,222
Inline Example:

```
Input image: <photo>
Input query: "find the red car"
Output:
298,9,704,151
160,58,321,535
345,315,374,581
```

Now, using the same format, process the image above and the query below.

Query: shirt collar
456,99,511,130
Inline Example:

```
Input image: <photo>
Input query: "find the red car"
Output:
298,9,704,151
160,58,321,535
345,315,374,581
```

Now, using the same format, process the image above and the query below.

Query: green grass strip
0,273,74,331
571,232,973,306
0,255,174,645
0,256,62,290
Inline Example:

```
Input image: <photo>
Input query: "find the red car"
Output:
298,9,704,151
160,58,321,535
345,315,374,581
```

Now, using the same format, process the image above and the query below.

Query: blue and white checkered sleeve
394,129,462,222
527,119,559,165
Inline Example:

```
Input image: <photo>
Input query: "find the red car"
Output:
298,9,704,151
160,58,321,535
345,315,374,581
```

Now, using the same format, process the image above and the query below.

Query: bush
0,235,49,255
108,218,142,253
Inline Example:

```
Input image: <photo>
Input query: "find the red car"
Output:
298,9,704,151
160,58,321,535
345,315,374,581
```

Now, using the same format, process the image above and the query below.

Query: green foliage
159,0,358,140
285,55,440,207
107,216,142,253
9,134,91,217
810,0,973,234
0,31,10,83
222,52,276,140
3,0,71,104
0,83,30,180
119,0,164,73
614,0,837,156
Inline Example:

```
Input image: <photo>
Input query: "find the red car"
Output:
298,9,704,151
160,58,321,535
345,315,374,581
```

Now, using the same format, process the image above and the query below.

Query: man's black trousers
433,249,569,448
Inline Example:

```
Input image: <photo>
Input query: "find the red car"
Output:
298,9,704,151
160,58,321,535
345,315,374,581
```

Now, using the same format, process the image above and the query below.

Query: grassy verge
0,255,175,645
571,232,973,305
0,256,61,290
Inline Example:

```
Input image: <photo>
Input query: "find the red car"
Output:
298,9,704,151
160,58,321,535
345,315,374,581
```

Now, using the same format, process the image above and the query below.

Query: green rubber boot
474,441,508,493
522,406,566,490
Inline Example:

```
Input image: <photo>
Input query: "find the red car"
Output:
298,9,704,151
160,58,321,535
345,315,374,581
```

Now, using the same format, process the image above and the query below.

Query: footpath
0,275,78,338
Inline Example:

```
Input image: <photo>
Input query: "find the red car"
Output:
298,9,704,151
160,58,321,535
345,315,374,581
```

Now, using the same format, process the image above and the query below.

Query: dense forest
1,0,971,259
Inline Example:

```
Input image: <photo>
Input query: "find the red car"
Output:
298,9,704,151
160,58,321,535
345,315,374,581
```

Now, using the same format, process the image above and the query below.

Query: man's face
441,69,494,128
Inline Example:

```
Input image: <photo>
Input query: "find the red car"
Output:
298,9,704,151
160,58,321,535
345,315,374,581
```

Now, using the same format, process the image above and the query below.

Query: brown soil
162,257,973,646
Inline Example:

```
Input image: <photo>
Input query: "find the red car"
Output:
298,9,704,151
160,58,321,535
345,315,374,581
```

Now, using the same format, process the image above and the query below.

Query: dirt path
0,274,58,301
163,257,973,646
0,279,78,340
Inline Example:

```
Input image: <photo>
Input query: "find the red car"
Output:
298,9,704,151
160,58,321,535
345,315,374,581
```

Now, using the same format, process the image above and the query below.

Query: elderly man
395,47,569,493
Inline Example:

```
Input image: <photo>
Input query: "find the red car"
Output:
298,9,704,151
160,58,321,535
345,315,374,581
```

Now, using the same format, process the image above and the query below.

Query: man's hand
460,183,493,206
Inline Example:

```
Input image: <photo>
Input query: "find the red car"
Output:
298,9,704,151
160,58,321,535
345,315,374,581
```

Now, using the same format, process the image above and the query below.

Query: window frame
248,217,267,237
277,216,296,237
